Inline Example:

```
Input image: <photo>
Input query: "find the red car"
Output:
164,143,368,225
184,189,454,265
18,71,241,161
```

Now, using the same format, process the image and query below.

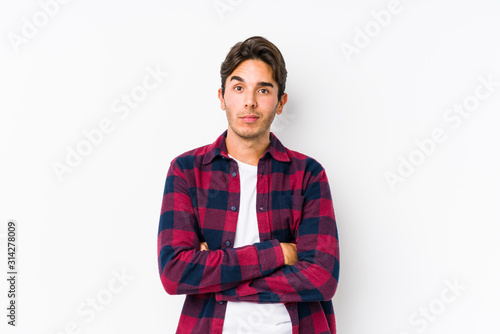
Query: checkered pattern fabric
158,130,339,333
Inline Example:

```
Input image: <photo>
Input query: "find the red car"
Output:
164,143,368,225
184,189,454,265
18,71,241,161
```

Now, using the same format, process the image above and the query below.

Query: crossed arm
201,241,298,266
158,159,339,302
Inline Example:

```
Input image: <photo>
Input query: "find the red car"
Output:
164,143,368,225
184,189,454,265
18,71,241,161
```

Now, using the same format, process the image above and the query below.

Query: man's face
218,59,287,141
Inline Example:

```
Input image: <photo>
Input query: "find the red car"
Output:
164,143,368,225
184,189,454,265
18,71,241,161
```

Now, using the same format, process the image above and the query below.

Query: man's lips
240,115,259,123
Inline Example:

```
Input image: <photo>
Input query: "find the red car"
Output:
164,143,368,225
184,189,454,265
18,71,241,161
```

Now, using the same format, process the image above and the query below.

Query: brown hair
220,36,287,100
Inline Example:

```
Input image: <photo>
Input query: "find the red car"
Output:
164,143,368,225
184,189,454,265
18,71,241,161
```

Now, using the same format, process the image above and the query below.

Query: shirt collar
202,130,291,165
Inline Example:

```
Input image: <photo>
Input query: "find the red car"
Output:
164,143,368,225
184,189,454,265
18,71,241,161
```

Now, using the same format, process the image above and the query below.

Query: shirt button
219,301,224,304
225,240,231,247
259,206,264,211
231,206,237,211
232,172,237,177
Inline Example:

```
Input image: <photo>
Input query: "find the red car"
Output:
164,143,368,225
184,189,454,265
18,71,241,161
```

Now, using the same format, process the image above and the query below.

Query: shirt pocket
274,195,304,241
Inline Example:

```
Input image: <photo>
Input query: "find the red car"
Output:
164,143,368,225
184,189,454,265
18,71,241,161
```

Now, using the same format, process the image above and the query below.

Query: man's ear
276,93,288,115
218,88,225,110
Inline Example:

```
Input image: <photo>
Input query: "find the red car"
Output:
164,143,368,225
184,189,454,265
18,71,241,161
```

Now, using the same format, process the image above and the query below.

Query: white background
1,0,499,333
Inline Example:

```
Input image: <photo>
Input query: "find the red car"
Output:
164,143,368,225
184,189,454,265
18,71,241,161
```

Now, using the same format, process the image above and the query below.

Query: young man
158,36,339,334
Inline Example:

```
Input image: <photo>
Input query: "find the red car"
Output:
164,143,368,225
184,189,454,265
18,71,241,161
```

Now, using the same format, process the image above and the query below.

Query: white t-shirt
222,156,292,334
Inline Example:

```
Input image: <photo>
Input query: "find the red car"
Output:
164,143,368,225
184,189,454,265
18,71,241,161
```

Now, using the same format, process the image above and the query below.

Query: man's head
219,36,288,141
220,36,287,101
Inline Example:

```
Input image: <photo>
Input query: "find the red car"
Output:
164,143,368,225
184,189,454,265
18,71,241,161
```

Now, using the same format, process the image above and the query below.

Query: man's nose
244,92,257,108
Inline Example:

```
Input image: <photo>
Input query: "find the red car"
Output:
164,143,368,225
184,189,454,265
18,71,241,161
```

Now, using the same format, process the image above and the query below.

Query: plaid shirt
158,131,339,334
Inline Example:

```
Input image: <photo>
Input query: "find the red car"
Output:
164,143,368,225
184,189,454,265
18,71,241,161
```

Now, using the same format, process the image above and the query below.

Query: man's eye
234,86,243,91
259,89,269,94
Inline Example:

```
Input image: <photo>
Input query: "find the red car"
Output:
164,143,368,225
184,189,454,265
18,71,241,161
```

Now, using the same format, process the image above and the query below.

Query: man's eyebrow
258,81,274,88
230,75,244,83
229,76,275,88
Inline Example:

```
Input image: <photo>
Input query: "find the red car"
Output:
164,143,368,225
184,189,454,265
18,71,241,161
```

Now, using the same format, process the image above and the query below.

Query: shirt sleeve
215,167,339,303
157,159,285,295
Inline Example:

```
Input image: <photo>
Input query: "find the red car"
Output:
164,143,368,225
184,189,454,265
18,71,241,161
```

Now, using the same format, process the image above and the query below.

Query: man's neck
225,130,271,166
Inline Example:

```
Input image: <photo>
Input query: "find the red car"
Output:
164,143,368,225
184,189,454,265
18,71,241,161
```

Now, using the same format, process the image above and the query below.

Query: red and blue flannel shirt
158,130,339,334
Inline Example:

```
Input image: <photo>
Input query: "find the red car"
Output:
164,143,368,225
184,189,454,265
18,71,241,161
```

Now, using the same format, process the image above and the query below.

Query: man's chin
233,129,265,140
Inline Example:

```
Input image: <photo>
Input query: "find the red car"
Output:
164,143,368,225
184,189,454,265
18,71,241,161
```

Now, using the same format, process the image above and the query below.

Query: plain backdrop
1,0,499,333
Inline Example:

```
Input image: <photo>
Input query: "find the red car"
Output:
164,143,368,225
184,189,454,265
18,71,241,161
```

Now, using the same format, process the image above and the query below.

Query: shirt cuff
255,239,285,276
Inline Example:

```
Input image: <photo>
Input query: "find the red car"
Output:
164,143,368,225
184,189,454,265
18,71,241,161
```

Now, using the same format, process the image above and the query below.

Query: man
157,36,339,334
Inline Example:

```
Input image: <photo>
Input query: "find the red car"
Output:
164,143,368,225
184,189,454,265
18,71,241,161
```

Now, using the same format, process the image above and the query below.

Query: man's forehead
227,59,276,84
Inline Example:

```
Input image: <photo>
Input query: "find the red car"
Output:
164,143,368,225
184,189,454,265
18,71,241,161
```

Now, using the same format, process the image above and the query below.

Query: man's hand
280,242,297,266
200,242,209,251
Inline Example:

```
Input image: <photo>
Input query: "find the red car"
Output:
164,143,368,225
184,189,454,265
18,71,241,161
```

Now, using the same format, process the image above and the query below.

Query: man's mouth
240,115,259,123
